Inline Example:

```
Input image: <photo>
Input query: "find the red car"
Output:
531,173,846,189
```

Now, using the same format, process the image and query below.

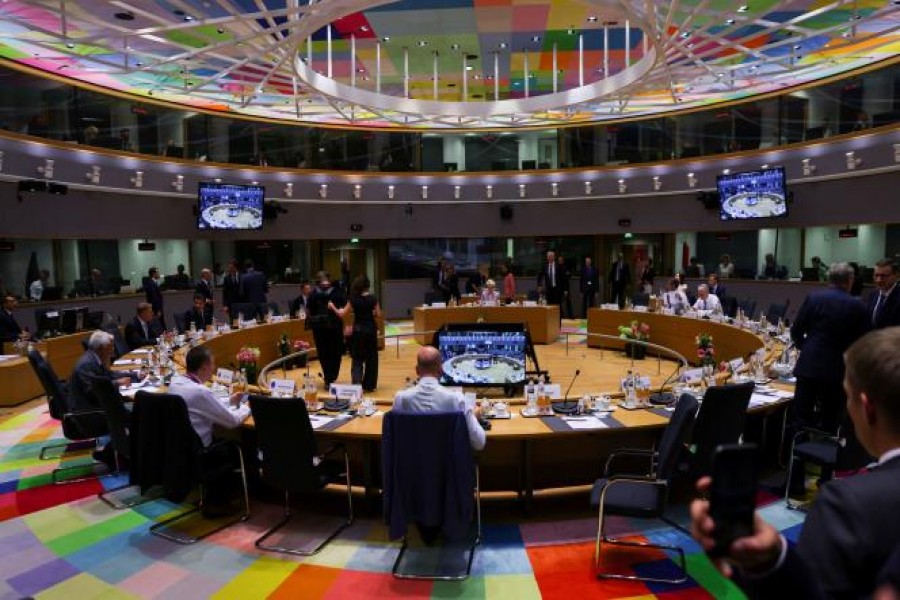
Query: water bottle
189,321,197,336
525,378,536,412
536,375,547,414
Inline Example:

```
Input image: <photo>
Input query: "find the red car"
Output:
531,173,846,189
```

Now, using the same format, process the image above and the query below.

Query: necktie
550,264,555,287
874,293,886,325
142,321,148,339
701,299,707,310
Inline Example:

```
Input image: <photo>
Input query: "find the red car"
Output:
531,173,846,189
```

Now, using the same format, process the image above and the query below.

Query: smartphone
708,443,759,556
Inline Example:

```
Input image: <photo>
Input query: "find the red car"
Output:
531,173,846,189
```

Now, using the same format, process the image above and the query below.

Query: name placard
269,379,296,396
216,368,234,384
329,383,362,401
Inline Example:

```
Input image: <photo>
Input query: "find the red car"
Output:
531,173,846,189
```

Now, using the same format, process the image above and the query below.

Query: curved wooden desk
412,305,560,344
0,331,92,405
587,308,765,363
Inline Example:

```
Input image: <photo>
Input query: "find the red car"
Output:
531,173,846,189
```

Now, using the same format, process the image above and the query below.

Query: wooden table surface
412,305,560,344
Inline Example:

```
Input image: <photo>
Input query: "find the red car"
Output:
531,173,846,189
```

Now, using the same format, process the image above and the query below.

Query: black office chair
174,312,187,334
527,289,540,302
260,302,280,317
631,293,650,307
721,295,739,318
766,301,789,323
590,393,699,584
423,292,437,306
231,302,257,321
739,298,757,320
686,381,755,482
249,395,353,555
131,391,249,544
27,350,109,484
382,411,481,580
102,324,130,359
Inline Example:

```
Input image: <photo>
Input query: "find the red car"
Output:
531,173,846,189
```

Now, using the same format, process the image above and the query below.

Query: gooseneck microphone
650,365,682,406
552,369,581,415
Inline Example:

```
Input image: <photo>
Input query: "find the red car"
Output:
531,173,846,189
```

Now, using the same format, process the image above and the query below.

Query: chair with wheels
248,395,353,555
590,393,699,584
382,411,481,580
130,390,250,544
686,381,755,481
27,349,109,483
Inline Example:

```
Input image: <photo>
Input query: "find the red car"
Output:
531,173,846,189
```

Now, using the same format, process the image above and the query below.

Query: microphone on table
649,365,682,406
552,369,581,415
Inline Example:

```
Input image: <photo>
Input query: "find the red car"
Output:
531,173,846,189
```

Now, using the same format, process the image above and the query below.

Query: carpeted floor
0,399,809,599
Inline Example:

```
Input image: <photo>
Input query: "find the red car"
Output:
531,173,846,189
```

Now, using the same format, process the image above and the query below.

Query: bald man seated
392,345,486,451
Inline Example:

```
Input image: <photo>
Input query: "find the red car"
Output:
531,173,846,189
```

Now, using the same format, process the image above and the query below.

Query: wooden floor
282,325,680,404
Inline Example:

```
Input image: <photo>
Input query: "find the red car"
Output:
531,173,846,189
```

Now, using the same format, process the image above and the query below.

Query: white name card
269,379,296,396
632,305,649,313
729,357,745,371
620,376,652,391
216,368,234,384
681,368,704,382
431,302,447,308
601,303,620,310
329,383,362,401
541,383,562,399
522,300,537,307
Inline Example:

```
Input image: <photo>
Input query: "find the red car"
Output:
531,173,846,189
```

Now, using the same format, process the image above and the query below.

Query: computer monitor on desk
35,309,61,336
60,307,89,334
801,268,820,282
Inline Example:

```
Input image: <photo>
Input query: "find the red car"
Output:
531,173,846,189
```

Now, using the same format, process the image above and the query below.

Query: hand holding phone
708,443,759,556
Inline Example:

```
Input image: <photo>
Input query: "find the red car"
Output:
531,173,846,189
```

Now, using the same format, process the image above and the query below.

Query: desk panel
412,306,560,344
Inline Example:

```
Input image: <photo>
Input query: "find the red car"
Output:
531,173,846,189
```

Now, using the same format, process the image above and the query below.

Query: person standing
638,258,656,294
222,260,242,318
869,258,900,329
144,267,165,329
0,295,24,343
240,260,268,307
609,252,631,308
330,275,380,392
306,271,346,387
557,253,572,318
536,250,562,310
788,262,870,496
502,262,516,303
580,256,599,317
195,268,214,322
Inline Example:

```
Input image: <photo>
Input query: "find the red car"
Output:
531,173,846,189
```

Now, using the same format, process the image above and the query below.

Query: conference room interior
1,1,900,596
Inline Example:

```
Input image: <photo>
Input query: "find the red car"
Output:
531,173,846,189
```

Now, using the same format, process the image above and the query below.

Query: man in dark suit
608,252,631,308
580,256,599,317
289,281,313,317
124,303,164,350
240,259,268,306
144,267,165,329
557,253,572,318
0,295,24,343
690,327,900,599
221,260,242,318
68,330,134,412
195,268,214,322
707,273,727,299
638,258,656,293
182,295,209,333
868,258,900,329
790,262,869,436
536,250,562,310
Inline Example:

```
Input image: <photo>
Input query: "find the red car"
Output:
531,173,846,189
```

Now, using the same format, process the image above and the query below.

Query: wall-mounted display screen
197,183,264,230
717,167,788,221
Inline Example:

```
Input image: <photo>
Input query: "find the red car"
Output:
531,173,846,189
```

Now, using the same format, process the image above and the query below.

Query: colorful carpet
0,403,807,599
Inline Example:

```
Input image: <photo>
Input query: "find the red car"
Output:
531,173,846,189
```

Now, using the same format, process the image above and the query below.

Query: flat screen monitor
35,309,60,335
60,306,89,334
717,167,788,221
435,323,527,387
197,182,264,230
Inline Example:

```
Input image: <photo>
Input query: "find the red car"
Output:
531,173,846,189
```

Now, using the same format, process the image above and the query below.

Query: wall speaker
500,205,514,221
697,191,719,210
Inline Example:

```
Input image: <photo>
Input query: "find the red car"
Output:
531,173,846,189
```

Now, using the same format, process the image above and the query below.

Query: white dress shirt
29,279,44,301
693,293,722,313
393,376,486,450
480,289,500,306
664,290,689,312
168,373,250,446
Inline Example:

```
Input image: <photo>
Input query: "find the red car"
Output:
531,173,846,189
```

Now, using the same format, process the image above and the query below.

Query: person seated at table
662,278,689,314
124,302,164,350
0,294,26,343
480,279,500,306
68,330,136,413
168,346,250,448
182,294,210,333
693,284,722,314
393,346,485,452
289,280,313,317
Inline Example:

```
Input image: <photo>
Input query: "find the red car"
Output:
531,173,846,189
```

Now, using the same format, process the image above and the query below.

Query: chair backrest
766,303,787,322
91,377,131,460
231,302,257,320
721,296,739,318
27,349,68,420
423,292,437,305
103,325,130,359
174,312,187,334
656,393,699,482
130,390,202,501
248,395,319,493
263,302,280,316
739,299,757,319
632,293,650,307
689,381,755,479
381,411,475,540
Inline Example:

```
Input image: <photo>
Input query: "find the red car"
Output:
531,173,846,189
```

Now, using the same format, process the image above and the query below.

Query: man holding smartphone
691,328,900,599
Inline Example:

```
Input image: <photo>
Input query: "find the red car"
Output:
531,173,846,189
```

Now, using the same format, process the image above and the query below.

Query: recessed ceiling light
738,5,749,11
450,43,460,50
725,18,735,25
184,15,194,22
465,65,473,71
357,68,365,73
135,61,143,67
498,42,507,49
793,44,801,50
587,15,598,22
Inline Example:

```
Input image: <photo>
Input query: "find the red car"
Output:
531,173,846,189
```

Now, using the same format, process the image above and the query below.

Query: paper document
561,416,609,430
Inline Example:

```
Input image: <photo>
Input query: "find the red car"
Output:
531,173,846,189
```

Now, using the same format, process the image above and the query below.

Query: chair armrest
598,476,669,512
604,448,657,478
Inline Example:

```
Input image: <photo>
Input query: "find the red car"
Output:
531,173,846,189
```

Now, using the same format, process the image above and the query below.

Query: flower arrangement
236,346,261,384
277,335,311,369
696,333,716,366
618,320,650,341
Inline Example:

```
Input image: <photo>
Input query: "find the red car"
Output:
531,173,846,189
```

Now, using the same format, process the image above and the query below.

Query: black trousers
312,327,344,386
788,375,846,493
610,283,627,308
350,329,379,391
582,289,596,317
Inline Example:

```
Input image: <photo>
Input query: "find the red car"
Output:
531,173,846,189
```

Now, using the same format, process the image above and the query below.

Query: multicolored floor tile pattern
0,397,807,599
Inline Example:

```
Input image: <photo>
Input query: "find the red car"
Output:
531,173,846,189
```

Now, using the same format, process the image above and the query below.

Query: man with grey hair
68,330,136,413
788,261,869,493
692,283,722,314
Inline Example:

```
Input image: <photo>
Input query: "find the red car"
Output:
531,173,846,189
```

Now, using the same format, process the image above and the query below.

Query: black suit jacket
609,260,631,286
744,456,900,599
182,309,208,332
580,265,599,294
709,283,728,298
68,351,117,412
0,309,22,343
144,278,164,314
536,262,563,303
124,316,164,350
790,286,869,381
240,269,268,305
289,294,309,316
866,287,900,329
222,273,242,313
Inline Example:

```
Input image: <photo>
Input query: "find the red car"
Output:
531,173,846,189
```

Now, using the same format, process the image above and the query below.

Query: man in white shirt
168,345,250,447
29,269,49,301
393,345,486,451
663,277,689,314
692,284,722,314
690,328,900,599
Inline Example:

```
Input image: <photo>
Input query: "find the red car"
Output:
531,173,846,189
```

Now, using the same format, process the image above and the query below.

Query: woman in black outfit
330,275,380,391
307,271,346,387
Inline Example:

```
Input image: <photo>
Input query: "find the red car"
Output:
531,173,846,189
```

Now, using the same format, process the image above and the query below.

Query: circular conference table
126,312,790,511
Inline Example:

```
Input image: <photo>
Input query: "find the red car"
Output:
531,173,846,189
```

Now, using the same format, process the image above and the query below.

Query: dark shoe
92,446,118,470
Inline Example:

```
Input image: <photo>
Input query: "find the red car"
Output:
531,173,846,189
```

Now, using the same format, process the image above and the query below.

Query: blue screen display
437,329,527,386
717,167,788,221
197,183,265,230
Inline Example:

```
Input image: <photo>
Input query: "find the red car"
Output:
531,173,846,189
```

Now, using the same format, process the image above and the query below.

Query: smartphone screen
708,443,759,555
